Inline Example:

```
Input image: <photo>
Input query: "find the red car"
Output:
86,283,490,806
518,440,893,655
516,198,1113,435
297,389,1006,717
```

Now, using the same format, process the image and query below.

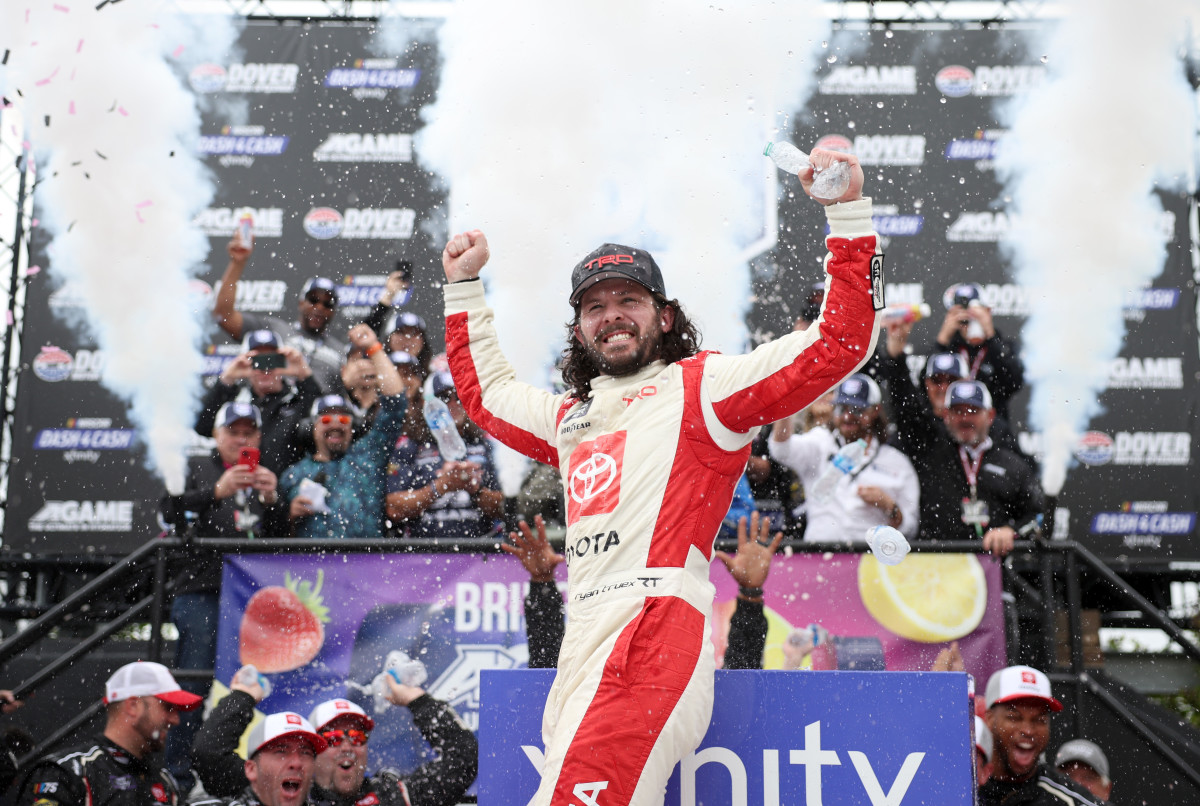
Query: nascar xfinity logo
819,65,917,94
935,64,1045,97
29,500,134,532
854,135,925,166
194,207,284,238
302,207,415,240
32,347,105,382
189,63,299,94
945,211,1011,243
313,133,413,163
1107,357,1183,390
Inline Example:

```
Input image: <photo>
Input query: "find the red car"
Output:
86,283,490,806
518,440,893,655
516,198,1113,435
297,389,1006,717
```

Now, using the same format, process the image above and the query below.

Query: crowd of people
37,148,1103,806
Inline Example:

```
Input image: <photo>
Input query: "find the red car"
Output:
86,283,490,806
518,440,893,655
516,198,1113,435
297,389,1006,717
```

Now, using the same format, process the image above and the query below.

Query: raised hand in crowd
503,515,565,583
213,463,278,504
930,641,965,672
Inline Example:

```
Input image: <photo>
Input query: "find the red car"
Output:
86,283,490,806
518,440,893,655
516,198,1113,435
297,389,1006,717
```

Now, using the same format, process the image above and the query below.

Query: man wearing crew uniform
440,149,881,805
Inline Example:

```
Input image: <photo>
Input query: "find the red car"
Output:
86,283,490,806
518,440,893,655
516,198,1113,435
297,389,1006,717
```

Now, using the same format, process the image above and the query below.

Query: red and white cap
984,665,1063,712
974,715,994,763
104,662,203,711
307,698,375,733
246,712,328,757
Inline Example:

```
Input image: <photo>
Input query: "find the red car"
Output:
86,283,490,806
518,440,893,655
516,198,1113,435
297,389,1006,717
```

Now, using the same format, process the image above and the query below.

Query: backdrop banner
477,668,975,805
213,549,1003,793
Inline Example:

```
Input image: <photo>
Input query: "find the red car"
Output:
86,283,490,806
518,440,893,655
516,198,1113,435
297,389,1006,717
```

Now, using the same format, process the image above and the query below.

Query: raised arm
212,237,250,341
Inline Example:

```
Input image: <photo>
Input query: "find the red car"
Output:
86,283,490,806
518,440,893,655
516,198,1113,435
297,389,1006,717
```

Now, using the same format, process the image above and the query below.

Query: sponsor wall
755,28,1198,565
5,25,1197,563
8,21,447,553
215,551,999,800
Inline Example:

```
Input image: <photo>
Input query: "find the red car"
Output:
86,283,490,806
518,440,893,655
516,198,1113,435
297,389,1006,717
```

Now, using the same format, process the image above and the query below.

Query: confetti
25,265,40,277
68,100,75,114
76,39,84,53
135,200,153,223
35,68,59,86
94,150,106,160
6,311,12,326
172,45,185,59
2,50,9,65
54,3,70,12
117,106,128,116
43,114,50,127
30,218,38,226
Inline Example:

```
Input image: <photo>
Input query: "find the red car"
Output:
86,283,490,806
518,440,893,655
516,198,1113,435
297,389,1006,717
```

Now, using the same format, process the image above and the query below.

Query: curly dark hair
559,297,702,400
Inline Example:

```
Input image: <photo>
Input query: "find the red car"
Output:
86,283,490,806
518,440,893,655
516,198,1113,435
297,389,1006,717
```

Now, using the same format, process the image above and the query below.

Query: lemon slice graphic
858,553,987,643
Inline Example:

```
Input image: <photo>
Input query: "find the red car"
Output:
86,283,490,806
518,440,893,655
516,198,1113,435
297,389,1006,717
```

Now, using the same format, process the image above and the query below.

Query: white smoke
0,2,239,494
380,0,832,487
995,0,1197,496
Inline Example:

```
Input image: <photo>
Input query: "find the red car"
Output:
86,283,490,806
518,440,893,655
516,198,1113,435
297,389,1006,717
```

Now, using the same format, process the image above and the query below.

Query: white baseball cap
246,712,327,757
104,661,202,711
974,716,994,763
307,698,374,733
985,665,1063,712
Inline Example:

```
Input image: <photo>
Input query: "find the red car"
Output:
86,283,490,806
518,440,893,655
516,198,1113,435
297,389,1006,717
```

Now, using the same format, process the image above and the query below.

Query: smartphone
239,447,260,471
251,352,286,371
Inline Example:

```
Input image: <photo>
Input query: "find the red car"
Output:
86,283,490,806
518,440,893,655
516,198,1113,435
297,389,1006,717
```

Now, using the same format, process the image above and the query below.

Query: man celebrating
441,149,880,804
980,665,1102,805
192,709,326,806
15,662,201,806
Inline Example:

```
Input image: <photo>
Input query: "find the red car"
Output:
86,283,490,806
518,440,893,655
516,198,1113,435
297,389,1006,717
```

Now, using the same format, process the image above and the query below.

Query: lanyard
958,445,985,499
958,346,987,380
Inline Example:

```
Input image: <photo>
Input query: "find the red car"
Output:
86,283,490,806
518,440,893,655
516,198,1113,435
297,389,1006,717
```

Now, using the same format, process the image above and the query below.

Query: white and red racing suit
443,198,882,806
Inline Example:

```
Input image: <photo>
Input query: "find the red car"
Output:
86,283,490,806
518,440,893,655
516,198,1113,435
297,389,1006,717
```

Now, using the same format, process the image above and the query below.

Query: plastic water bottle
423,396,467,461
764,141,852,200
234,664,272,698
369,651,428,714
880,303,932,325
866,524,910,566
808,439,867,502
236,211,254,247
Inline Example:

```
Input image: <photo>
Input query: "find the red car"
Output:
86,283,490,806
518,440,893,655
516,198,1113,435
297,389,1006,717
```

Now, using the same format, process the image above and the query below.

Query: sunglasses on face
305,293,336,309
320,414,352,425
319,729,368,747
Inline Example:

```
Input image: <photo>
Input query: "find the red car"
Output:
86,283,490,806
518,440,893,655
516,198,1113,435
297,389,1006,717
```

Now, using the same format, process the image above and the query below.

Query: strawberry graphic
239,571,330,673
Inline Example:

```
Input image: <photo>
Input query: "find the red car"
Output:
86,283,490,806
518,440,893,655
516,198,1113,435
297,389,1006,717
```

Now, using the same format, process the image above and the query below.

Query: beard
585,323,664,378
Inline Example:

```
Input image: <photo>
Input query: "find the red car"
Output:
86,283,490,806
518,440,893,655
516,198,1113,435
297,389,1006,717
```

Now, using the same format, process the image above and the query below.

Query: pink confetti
31,218,38,226
172,45,185,59
68,100,75,114
53,4,69,12
135,200,153,208
25,265,40,277
25,9,29,23
35,67,59,86
135,200,153,223
5,312,12,327
21,139,31,150
76,39,84,53
117,106,129,116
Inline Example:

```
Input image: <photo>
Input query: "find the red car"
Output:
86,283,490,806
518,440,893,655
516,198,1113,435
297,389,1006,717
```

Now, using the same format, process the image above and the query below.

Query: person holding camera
160,401,289,793
195,330,322,475
927,282,1025,421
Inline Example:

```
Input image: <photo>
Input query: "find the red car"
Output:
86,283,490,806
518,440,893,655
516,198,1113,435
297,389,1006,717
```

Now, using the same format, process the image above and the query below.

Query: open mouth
600,328,635,345
338,759,356,770
281,780,302,795
1009,742,1038,770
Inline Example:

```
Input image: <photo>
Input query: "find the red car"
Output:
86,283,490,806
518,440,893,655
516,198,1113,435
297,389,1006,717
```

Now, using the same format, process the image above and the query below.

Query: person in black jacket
15,663,201,806
161,401,288,792
885,374,1043,556
192,671,476,806
195,330,321,476
506,512,782,670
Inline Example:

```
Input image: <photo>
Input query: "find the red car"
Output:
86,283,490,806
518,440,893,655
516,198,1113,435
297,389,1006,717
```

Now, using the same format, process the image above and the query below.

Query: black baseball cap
216,401,262,430
301,277,338,303
569,243,666,307
311,394,352,418
947,380,993,410
429,370,456,399
242,329,281,353
385,311,427,335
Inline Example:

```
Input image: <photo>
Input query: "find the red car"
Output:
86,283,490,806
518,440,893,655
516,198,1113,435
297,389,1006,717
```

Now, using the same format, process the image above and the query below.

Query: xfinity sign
479,670,973,804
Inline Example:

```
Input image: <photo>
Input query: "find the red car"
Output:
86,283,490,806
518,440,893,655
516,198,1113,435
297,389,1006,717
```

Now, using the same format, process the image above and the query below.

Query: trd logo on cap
585,254,633,271
286,714,302,725
1021,671,1036,684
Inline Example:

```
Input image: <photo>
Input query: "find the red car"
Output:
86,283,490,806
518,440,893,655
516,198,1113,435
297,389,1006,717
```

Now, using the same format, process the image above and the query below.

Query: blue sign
479,670,974,805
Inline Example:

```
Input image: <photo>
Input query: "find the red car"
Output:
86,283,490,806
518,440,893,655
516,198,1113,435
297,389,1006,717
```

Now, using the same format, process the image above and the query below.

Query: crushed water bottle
368,651,428,714
880,303,931,325
234,664,272,698
236,211,254,248
423,396,467,461
808,439,867,502
866,524,910,566
764,141,852,200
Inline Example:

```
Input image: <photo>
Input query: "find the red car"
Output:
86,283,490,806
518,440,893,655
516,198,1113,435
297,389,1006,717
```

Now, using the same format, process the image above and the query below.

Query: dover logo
304,208,345,240
32,346,73,382
188,63,227,93
935,65,974,97
567,432,626,523
1073,432,1114,466
814,134,854,153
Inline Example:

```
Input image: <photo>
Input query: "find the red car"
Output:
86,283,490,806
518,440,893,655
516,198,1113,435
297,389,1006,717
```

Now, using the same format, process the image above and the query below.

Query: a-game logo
854,135,925,166
32,347,105,382
819,65,917,95
1106,357,1183,390
945,211,1011,243
194,207,284,238
324,58,420,100
313,133,413,163
28,500,134,532
190,62,299,94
